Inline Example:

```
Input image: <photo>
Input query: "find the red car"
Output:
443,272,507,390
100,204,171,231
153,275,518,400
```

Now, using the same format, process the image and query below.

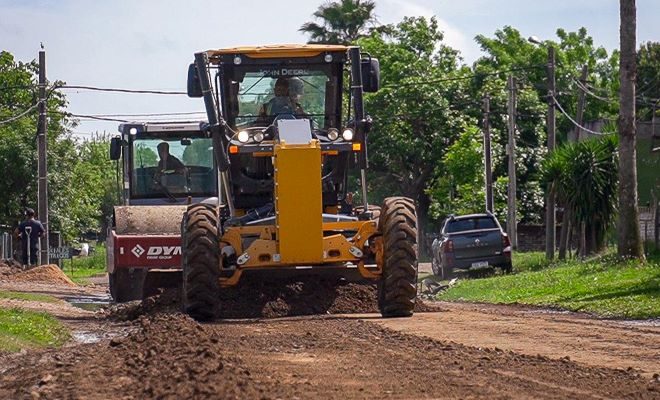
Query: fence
639,205,658,249
0,232,13,260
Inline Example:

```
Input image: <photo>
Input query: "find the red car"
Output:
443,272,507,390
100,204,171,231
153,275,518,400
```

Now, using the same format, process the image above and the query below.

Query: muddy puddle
63,294,111,311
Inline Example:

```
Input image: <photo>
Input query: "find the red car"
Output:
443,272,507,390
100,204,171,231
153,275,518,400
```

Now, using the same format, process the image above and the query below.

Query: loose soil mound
0,314,279,399
4,265,76,286
1,312,656,399
0,259,23,276
104,278,438,321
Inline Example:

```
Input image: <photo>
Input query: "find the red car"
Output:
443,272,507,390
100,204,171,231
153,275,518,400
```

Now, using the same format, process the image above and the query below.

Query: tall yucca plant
542,135,619,256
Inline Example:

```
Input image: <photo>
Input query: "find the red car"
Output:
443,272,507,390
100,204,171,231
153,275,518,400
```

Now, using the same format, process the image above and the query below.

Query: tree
0,51,78,237
636,41,660,118
542,135,618,256
0,50,118,242
300,0,377,44
358,17,478,251
470,26,619,226
617,0,644,258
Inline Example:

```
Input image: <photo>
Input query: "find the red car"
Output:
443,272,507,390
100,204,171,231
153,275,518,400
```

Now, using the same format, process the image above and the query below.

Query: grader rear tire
377,197,418,318
181,204,220,321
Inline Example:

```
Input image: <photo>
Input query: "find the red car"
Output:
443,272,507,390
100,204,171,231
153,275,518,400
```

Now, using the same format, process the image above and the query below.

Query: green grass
62,244,107,285
437,253,660,319
0,290,59,303
0,308,70,352
512,251,551,272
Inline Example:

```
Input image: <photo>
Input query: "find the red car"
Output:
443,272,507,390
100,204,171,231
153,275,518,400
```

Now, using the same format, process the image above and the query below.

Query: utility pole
507,75,517,249
574,65,589,142
559,64,588,259
545,46,556,260
482,94,493,213
37,49,49,265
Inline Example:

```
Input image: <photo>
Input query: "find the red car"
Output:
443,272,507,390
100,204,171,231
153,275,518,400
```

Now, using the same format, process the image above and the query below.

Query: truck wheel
109,268,145,303
377,197,418,318
181,204,220,321
502,262,513,274
431,256,441,276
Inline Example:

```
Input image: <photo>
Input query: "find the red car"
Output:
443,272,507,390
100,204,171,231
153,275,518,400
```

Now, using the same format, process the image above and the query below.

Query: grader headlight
253,131,265,143
327,128,339,141
342,128,354,141
237,130,250,143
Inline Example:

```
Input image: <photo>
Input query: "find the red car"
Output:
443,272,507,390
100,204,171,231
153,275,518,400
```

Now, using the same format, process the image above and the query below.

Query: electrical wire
382,65,545,88
70,111,207,118
0,102,41,125
551,95,612,136
57,85,187,95
575,79,618,104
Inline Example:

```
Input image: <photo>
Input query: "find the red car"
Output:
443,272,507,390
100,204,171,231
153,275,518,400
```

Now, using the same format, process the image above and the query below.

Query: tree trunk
417,190,431,259
579,222,587,259
558,206,571,260
617,0,645,258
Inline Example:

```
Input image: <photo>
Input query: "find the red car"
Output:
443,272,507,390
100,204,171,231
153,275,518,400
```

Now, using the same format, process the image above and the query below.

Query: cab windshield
130,136,216,199
225,65,341,130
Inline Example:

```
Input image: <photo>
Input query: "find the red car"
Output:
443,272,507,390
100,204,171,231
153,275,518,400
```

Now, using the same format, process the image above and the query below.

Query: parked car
431,213,512,279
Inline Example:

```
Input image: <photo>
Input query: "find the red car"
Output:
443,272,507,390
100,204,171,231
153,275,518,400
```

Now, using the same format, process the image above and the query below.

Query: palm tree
543,135,619,257
299,0,377,45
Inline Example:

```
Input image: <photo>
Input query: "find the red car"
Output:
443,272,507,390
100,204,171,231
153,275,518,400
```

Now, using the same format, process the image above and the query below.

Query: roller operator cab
106,121,218,302
184,44,418,320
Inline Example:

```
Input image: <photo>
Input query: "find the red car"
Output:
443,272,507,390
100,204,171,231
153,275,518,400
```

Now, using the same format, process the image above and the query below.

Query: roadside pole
559,65,589,259
37,49,50,265
575,65,588,141
506,75,518,249
545,46,556,260
482,95,494,213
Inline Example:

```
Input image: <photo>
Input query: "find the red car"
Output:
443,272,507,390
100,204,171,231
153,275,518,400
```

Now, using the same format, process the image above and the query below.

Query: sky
1,0,659,138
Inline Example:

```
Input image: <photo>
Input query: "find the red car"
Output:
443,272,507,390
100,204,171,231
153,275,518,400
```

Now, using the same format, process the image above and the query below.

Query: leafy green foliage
63,244,107,285
1,51,119,241
636,41,660,118
0,51,78,234
299,0,377,45
0,308,70,352
438,253,660,319
428,127,485,217
542,135,618,253
358,17,478,233
470,26,619,224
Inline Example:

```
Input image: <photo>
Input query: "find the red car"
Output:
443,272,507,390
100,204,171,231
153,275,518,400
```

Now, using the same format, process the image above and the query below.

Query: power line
575,79,618,104
57,85,187,95
552,95,612,136
0,102,41,125
382,65,545,88
79,111,206,117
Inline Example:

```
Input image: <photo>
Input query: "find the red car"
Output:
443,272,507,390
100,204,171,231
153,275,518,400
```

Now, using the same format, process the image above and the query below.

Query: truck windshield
230,67,338,130
447,217,498,233
130,136,215,199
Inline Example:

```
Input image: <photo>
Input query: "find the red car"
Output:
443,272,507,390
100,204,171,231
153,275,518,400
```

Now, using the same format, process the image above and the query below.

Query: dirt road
0,274,658,399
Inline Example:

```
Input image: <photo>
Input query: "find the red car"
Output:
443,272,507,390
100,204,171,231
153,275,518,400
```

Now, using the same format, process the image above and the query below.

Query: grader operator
183,44,418,320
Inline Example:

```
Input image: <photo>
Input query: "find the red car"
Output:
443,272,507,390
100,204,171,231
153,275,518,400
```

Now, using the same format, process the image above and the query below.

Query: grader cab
183,44,418,320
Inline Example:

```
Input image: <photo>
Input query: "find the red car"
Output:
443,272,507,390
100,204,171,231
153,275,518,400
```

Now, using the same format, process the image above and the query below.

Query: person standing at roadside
14,208,44,266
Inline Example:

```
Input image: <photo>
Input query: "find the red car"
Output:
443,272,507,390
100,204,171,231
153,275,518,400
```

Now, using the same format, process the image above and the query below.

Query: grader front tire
377,197,418,318
181,204,221,321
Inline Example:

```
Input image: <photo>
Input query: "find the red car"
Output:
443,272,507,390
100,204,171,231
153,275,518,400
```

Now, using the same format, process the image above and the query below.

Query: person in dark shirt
156,142,186,174
14,208,44,266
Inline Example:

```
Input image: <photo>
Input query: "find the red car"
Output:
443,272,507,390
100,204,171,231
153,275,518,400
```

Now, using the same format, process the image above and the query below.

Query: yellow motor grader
184,44,417,320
